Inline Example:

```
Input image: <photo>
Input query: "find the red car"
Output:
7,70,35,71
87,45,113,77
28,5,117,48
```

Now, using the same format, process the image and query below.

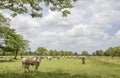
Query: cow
47,56,53,61
21,56,42,71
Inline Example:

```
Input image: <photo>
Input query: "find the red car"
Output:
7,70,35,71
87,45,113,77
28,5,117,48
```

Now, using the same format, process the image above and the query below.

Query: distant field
0,57,120,78
91,56,120,65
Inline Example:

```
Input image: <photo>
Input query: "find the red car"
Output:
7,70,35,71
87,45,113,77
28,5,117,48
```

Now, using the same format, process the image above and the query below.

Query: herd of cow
0,55,86,71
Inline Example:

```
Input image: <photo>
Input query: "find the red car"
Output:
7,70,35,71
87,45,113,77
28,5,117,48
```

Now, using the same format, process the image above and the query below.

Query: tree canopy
0,0,78,17
0,13,29,57
81,51,89,56
95,50,104,56
36,47,47,55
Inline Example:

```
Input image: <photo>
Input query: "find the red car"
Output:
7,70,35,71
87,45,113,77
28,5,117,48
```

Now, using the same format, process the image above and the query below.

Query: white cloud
10,15,40,39
115,31,120,39
6,0,120,53
66,24,88,37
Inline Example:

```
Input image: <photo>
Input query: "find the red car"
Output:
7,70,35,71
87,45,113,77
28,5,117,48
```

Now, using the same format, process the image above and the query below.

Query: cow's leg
34,62,40,71
22,63,25,68
25,64,30,71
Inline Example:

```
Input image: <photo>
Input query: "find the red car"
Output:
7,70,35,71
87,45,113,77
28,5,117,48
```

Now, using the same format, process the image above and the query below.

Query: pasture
0,57,120,78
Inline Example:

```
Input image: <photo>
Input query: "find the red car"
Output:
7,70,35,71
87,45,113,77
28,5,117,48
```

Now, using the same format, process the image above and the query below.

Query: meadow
0,57,120,78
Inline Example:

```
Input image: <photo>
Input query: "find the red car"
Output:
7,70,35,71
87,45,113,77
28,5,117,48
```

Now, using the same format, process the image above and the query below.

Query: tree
73,52,78,55
0,26,15,55
0,14,10,55
0,13,29,58
0,0,78,17
49,50,58,56
95,49,104,56
58,50,64,56
81,51,89,56
0,13,10,41
0,13,15,55
104,50,111,56
36,47,47,55
104,46,120,57
115,46,120,56
0,27,29,57
0,13,10,26
7,34,29,59
104,47,116,57
65,51,73,56
92,52,96,56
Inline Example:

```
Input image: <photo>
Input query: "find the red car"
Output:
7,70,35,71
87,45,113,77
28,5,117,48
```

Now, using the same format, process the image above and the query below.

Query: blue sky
2,0,119,53
107,25,120,36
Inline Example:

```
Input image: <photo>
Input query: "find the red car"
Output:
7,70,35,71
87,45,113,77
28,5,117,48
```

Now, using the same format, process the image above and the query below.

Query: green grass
0,57,120,78
91,56,120,65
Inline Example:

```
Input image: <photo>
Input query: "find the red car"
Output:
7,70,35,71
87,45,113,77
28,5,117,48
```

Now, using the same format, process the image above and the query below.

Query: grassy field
91,56,120,65
0,57,120,78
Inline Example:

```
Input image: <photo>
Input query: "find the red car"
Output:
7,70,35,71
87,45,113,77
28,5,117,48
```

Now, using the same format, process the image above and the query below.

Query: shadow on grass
0,70,104,78
0,60,15,63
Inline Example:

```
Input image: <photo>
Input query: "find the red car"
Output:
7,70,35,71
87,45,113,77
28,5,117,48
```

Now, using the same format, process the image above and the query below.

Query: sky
3,0,120,53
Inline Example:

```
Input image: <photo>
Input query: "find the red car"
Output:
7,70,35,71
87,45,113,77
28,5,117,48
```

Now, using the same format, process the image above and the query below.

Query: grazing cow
56,56,60,60
53,56,60,60
65,56,72,59
47,56,52,61
81,56,86,64
72,56,78,59
41,56,46,59
77,56,82,59
21,56,42,71
8,56,15,61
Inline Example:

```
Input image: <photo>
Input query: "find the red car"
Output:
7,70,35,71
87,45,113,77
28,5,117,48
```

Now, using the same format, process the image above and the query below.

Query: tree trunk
2,51,5,55
2,47,5,55
14,50,17,59
14,47,19,60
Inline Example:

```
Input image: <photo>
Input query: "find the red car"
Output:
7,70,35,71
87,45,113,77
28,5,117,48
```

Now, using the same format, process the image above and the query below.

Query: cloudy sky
4,0,120,53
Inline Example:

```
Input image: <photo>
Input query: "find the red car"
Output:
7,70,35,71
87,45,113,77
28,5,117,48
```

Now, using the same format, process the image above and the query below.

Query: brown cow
21,56,42,71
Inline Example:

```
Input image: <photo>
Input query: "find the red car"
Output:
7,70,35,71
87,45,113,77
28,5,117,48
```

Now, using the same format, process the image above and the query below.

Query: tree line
75,46,120,57
92,46,120,57
21,47,78,56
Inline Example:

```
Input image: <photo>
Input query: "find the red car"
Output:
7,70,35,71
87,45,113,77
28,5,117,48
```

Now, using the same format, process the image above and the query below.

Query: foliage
0,0,78,17
92,52,96,56
104,46,120,57
34,47,76,56
48,50,74,56
0,13,29,57
114,46,120,56
92,46,120,57
36,47,47,55
95,49,104,56
73,52,78,55
0,13,10,26
49,50,57,56
81,51,89,56
105,47,115,57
